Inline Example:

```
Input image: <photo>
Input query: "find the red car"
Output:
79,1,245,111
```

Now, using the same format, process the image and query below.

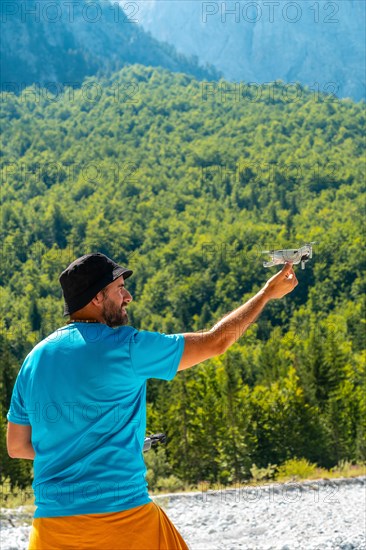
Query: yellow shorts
28,501,189,550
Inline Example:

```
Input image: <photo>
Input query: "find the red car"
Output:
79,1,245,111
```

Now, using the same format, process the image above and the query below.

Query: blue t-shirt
7,323,185,518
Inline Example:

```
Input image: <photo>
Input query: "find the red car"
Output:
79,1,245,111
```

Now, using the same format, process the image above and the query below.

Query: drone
262,242,316,269
143,432,166,452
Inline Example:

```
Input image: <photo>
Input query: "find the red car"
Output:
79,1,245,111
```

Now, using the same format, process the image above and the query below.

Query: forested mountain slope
1,66,364,487
0,0,218,90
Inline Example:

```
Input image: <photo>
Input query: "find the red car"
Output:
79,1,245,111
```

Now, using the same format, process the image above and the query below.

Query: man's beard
101,297,129,328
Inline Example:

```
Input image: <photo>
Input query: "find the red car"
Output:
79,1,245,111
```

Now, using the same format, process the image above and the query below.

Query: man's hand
263,262,298,300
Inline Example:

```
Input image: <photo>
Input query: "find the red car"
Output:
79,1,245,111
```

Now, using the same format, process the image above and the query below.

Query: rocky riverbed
1,477,365,550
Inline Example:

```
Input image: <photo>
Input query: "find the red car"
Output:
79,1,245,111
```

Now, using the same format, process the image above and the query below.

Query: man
7,252,298,549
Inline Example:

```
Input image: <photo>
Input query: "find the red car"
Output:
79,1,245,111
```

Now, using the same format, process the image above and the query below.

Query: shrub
275,457,317,481
250,463,277,482
144,446,185,492
154,475,186,493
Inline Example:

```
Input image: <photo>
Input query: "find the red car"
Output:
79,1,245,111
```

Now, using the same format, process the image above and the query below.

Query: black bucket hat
59,253,133,316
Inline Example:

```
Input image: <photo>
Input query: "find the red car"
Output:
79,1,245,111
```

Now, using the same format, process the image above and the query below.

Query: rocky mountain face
133,0,365,101
0,0,218,91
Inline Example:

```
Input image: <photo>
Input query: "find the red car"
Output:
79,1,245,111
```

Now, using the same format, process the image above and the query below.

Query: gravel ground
1,477,365,550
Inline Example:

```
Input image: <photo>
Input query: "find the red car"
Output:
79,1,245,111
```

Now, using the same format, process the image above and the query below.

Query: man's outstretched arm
178,263,298,371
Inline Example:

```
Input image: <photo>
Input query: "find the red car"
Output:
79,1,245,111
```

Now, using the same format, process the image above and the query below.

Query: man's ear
91,290,105,308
